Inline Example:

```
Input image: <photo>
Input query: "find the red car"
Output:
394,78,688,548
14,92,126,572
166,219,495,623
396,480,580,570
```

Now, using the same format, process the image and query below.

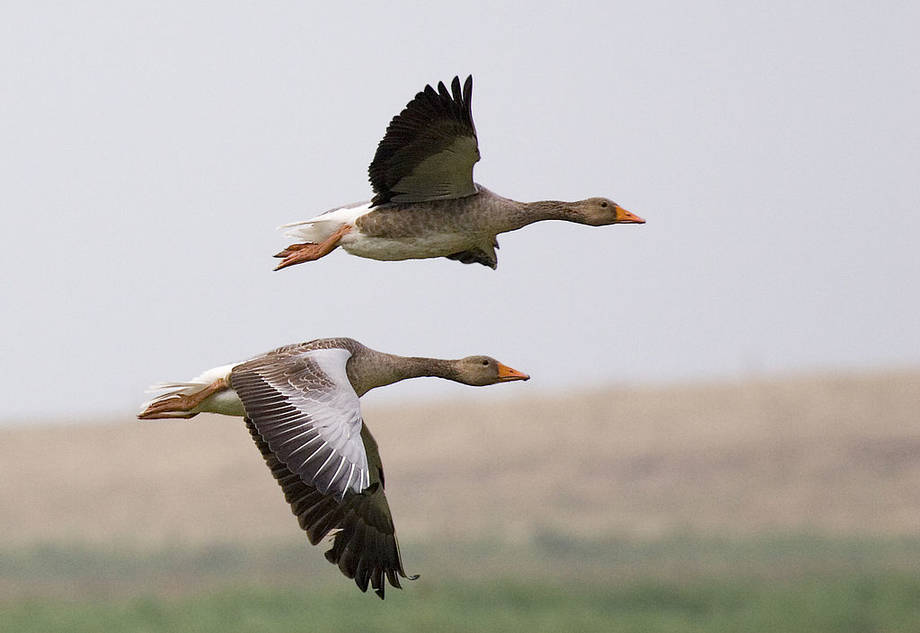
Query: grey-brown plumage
275,76,645,271
138,337,530,599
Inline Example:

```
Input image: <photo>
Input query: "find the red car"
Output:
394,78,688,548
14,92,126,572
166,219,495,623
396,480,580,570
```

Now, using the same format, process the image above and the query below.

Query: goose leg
273,224,352,271
138,378,229,420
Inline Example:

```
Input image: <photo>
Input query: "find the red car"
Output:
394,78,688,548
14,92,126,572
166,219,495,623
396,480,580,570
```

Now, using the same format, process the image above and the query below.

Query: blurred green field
4,534,920,633
7,576,920,633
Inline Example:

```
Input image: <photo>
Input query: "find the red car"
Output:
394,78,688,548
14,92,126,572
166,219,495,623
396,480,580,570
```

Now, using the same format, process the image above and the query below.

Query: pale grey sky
1,1,918,423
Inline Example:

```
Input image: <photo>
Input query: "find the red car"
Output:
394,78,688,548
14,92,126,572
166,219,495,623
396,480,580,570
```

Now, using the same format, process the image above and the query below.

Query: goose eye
600,201,608,208
481,360,489,366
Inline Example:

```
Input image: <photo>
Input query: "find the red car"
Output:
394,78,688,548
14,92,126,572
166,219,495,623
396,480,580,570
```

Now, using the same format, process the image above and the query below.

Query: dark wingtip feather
368,74,479,205
371,566,385,598
354,552,371,592
450,76,462,103
385,568,402,589
245,417,413,600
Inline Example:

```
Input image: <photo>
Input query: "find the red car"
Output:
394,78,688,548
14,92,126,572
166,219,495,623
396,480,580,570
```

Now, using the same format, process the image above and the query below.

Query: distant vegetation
7,576,920,633
3,535,920,632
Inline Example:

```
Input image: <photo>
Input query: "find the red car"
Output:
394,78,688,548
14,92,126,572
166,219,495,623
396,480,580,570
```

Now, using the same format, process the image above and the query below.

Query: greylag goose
137,337,529,598
275,75,644,270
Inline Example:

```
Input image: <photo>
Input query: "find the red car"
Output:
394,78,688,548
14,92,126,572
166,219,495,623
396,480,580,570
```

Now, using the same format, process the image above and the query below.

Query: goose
137,337,529,598
274,75,644,271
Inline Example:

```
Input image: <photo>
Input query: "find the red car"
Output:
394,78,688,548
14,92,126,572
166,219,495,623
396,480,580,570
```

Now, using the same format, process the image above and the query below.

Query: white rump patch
280,201,372,243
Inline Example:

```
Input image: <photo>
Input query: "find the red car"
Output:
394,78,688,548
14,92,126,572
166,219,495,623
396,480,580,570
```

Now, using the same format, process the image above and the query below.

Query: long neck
349,352,457,396
493,199,580,233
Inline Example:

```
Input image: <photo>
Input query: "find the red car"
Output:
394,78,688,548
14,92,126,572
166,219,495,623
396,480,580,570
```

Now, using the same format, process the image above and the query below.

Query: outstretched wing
230,348,369,501
245,417,416,598
369,75,479,206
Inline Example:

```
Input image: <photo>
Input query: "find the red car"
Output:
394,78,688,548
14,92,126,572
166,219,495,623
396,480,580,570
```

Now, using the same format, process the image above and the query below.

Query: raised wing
245,417,416,598
368,75,480,206
231,348,369,501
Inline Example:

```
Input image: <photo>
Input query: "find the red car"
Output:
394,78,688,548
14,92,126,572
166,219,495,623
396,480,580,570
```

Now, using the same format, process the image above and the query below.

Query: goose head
453,356,530,386
570,197,645,227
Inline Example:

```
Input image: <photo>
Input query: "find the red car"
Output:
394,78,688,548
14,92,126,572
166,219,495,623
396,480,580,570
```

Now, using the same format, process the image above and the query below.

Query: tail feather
278,218,319,230
141,381,208,402
138,363,237,420
145,382,204,393
138,383,209,420
281,218,334,243
280,201,371,243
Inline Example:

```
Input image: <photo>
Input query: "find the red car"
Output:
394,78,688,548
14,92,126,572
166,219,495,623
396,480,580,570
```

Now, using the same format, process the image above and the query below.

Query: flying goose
138,337,529,598
275,75,644,271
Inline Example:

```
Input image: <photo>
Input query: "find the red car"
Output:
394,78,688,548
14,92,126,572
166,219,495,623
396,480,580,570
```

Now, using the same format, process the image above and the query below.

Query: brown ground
2,370,919,548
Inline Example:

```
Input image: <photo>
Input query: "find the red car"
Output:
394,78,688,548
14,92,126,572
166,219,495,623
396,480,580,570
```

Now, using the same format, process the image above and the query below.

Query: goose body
138,337,529,598
275,76,644,271
282,187,516,267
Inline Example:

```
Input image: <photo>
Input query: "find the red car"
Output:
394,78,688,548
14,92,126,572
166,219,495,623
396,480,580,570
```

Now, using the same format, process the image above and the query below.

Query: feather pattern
369,75,479,206
245,417,416,598
230,348,370,500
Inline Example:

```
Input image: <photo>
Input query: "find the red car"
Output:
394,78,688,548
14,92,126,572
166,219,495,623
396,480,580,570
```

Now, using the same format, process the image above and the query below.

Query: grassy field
2,370,919,631
3,535,920,632
7,576,920,633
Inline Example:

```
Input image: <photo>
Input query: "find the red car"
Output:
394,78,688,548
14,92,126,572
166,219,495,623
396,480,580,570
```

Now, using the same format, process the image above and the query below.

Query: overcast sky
2,2,918,423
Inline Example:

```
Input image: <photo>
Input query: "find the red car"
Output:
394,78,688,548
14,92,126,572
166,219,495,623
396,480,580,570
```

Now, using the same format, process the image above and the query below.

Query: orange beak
496,362,530,382
614,205,645,224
